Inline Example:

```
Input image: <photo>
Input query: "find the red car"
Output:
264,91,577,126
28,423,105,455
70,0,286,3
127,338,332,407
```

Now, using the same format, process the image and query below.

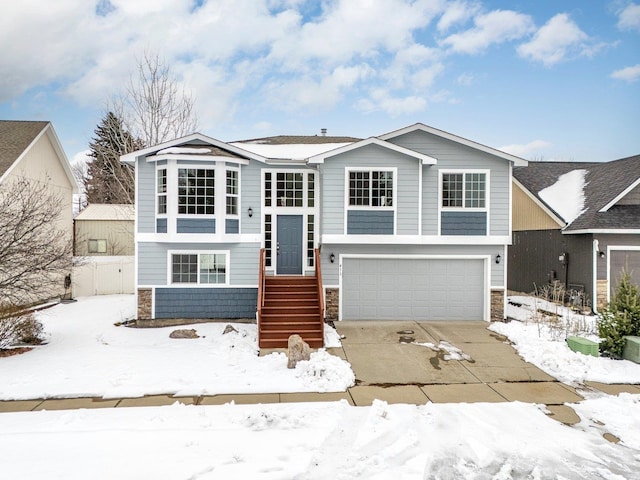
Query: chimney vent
321,128,327,136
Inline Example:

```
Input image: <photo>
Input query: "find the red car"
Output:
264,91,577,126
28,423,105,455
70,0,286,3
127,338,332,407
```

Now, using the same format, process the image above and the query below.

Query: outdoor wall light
248,207,253,218
330,253,335,263
599,251,606,259
495,254,501,264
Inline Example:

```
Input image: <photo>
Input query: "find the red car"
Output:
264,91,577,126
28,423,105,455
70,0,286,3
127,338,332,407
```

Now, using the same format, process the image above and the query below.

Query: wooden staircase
257,249,324,348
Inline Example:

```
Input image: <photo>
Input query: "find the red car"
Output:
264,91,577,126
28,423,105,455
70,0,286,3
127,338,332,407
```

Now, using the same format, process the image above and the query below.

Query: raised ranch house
508,155,640,311
123,123,527,347
0,120,79,305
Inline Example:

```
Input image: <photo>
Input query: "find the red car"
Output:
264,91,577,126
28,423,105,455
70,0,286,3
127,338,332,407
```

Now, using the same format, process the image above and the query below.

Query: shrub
597,271,640,358
0,306,44,349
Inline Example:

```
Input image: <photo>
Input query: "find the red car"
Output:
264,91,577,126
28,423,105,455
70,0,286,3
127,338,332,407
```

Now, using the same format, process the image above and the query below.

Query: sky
1,0,639,166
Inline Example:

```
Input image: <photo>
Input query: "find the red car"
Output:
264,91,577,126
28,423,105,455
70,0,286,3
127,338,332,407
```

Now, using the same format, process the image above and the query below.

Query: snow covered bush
598,271,640,358
0,306,43,349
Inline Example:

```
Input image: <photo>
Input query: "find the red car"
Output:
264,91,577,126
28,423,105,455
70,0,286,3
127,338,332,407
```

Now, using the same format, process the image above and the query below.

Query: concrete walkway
2,321,639,427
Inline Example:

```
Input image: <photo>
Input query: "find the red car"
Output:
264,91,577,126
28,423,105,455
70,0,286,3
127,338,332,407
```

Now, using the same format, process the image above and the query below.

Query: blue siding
226,218,239,234
177,218,216,233
155,287,257,319
156,218,167,233
347,210,394,234
441,211,487,235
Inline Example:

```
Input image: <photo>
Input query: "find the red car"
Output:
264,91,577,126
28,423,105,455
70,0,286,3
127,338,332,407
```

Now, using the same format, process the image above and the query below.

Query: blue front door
277,215,303,274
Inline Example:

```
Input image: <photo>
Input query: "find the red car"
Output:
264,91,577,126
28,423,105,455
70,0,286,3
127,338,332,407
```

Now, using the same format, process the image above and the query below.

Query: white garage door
341,257,486,321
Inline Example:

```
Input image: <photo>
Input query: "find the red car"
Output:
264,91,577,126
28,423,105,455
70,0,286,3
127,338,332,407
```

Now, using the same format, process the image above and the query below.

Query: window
276,172,303,207
157,168,167,214
171,252,227,284
264,214,272,267
178,168,214,215
307,215,315,267
348,170,393,207
226,170,238,215
442,172,486,209
88,239,107,254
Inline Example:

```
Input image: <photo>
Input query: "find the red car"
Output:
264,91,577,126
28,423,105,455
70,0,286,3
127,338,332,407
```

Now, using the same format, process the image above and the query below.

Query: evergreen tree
84,112,144,205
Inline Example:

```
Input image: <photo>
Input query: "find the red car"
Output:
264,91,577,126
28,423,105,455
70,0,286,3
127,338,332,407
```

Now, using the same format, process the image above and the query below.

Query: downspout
592,239,599,313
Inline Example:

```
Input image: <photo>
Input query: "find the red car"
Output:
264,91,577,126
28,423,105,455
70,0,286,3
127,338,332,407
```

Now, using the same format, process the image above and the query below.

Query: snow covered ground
1,294,639,479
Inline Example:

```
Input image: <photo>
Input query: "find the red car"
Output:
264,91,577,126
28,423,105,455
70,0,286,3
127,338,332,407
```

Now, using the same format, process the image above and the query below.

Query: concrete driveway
329,321,585,411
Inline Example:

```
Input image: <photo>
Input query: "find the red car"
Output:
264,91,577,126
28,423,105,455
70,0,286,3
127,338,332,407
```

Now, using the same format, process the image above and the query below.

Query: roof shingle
0,120,49,177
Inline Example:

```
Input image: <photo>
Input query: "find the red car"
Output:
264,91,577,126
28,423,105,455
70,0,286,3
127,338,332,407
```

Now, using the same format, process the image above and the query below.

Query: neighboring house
74,204,134,256
123,122,525,342
508,155,640,310
72,204,135,297
0,120,79,304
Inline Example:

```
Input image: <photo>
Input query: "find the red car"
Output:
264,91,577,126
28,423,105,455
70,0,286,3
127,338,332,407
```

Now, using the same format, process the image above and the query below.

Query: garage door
609,249,640,297
341,257,486,321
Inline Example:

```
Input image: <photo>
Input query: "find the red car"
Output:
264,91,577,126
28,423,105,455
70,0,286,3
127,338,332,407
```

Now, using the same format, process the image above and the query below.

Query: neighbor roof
0,120,49,176
235,135,361,145
75,204,134,221
514,155,640,232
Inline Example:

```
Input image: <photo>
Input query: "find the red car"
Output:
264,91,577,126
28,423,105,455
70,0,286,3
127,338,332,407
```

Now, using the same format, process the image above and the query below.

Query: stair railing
314,248,325,342
257,248,266,327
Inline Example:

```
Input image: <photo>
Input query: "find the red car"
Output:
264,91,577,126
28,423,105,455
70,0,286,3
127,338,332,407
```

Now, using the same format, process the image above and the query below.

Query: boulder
287,334,311,369
222,324,238,335
169,329,199,339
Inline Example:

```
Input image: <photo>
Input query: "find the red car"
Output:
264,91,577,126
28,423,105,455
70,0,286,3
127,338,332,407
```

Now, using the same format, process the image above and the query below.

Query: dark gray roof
235,135,361,145
514,154,640,231
0,120,49,176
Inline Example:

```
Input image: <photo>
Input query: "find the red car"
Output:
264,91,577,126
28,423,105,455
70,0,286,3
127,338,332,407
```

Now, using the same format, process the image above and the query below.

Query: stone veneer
325,288,339,320
596,279,609,310
490,290,504,322
137,288,152,320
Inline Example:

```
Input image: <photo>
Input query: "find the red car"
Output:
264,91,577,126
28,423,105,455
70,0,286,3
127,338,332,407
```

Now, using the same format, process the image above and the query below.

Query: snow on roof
156,147,212,155
538,169,587,224
231,142,352,160
75,204,134,221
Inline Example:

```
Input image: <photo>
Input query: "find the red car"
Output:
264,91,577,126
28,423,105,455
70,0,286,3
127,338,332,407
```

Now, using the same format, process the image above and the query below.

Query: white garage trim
606,245,640,303
338,254,490,321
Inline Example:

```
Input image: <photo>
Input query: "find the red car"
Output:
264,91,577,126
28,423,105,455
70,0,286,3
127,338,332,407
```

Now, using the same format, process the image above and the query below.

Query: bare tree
0,177,73,306
112,51,198,146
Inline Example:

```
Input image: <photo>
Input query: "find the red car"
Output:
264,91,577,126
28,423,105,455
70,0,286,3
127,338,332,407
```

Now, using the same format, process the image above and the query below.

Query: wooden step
263,299,319,308
259,338,324,349
262,305,319,314
259,321,321,331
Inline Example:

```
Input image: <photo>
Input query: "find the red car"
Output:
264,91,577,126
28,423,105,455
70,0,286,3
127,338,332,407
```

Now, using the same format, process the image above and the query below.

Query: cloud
437,1,480,32
499,140,552,157
440,9,535,54
517,13,588,66
357,88,427,116
456,73,474,86
611,64,640,82
617,3,640,31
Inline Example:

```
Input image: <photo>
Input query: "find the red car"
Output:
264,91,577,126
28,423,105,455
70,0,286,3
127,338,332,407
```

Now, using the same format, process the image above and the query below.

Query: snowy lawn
0,295,354,400
0,397,638,479
491,295,640,385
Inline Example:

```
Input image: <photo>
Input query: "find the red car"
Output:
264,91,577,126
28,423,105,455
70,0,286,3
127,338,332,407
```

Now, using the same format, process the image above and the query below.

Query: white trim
343,167,398,234
606,245,640,303
378,123,528,166
418,159,423,234
338,253,491,322
512,178,565,227
307,136,437,165
321,234,512,245
139,284,258,289
167,249,231,286
137,233,261,243
564,229,640,235
508,164,513,235
599,177,640,212
437,169,490,235
148,155,250,166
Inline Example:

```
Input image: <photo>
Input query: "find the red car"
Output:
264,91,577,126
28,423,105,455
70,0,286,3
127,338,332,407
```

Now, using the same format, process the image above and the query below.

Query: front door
277,215,303,274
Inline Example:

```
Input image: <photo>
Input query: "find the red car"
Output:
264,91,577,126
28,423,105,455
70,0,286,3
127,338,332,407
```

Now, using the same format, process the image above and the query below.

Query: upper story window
348,170,393,207
264,171,315,208
226,170,238,215
178,168,214,215
442,172,486,209
157,168,167,215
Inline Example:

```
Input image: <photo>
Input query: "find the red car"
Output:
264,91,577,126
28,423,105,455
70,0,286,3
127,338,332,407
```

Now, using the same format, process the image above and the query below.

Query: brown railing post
314,248,325,344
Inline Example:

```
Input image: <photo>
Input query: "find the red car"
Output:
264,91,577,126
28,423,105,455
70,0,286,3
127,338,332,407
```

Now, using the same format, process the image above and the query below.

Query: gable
614,182,640,206
512,180,564,231
0,120,49,179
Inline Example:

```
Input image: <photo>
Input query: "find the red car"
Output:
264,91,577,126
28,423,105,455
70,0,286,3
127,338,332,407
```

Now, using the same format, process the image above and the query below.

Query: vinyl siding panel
388,130,511,236
137,158,155,233
155,287,257,319
75,219,134,256
512,182,561,231
347,210,394,234
319,144,419,235
441,212,487,235
138,242,260,286
240,160,263,234
320,243,504,287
